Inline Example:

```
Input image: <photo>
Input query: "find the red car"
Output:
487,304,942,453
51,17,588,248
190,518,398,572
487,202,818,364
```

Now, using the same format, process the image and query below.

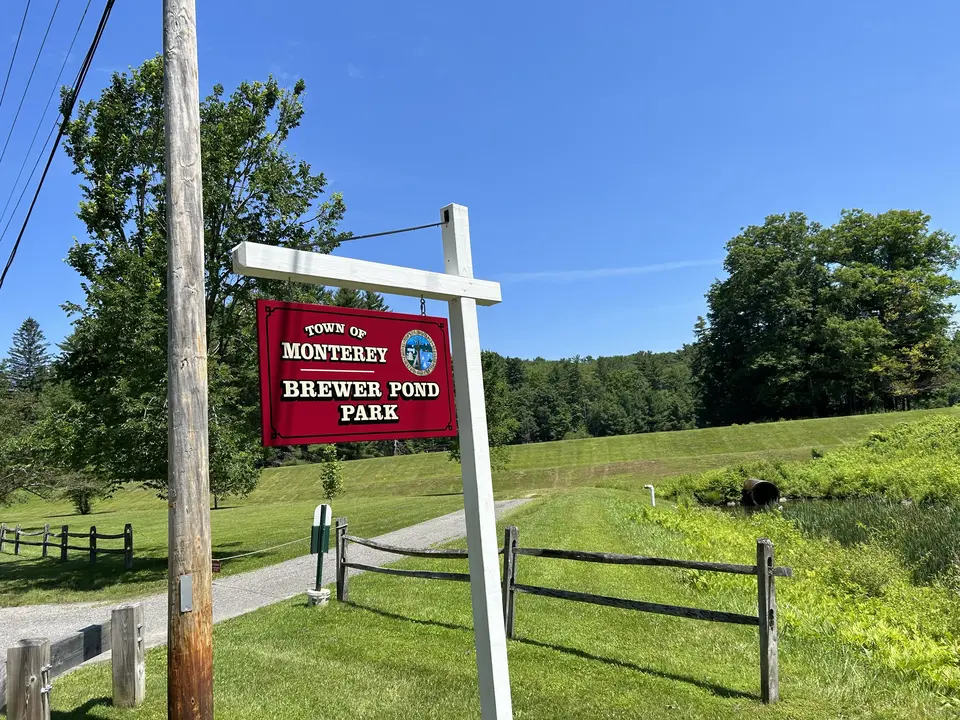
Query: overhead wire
0,120,56,253
0,0,63,168
0,0,115,290
0,0,94,232
0,0,32,111
339,221,446,242
0,0,438,287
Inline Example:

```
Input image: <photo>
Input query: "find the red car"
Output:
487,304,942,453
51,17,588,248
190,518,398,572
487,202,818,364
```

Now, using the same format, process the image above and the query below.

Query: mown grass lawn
44,488,954,719
1,407,955,606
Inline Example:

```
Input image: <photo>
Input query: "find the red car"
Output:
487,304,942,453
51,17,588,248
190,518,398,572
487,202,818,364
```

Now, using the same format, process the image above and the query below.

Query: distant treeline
480,350,697,442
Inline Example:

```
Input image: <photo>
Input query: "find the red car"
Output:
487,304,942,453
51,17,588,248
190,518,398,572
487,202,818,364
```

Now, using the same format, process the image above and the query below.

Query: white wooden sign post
232,203,513,719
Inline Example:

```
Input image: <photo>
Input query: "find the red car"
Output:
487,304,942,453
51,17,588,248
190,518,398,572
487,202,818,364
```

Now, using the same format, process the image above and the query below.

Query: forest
1,58,959,511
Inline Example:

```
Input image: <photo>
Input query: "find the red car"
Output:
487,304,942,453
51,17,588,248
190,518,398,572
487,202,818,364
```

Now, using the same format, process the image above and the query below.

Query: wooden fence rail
335,518,792,705
1,603,145,719
504,528,791,704
338,524,476,589
0,523,134,569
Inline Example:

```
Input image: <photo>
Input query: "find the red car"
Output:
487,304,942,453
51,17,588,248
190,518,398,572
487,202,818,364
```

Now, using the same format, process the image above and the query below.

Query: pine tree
6,318,51,392
331,287,388,311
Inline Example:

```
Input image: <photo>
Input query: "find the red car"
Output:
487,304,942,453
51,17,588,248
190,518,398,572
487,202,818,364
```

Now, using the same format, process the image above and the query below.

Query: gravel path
0,499,529,664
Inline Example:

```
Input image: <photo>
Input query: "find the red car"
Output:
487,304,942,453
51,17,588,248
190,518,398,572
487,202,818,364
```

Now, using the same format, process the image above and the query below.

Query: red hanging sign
256,300,457,446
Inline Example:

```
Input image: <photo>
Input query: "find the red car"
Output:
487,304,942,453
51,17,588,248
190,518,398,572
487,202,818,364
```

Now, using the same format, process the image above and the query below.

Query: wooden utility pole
163,0,213,717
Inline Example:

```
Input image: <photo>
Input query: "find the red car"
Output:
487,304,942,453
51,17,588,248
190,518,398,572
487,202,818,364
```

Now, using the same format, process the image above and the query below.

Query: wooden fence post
335,518,349,602
0,522,6,553
111,603,145,707
41,524,50,558
123,524,134,570
5,638,51,720
501,526,518,639
60,525,68,562
14,524,21,555
89,526,97,565
757,538,779,704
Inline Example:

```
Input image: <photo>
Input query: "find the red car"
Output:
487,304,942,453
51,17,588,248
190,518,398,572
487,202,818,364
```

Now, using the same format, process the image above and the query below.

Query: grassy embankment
45,489,960,719
669,411,960,505
669,413,960,590
0,407,956,607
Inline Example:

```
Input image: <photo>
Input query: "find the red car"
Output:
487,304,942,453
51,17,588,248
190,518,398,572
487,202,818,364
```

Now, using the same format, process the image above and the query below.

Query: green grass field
1,407,955,606
45,489,956,719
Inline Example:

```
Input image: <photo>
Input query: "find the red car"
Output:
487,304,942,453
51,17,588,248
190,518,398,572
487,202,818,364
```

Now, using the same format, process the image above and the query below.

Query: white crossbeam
231,241,502,306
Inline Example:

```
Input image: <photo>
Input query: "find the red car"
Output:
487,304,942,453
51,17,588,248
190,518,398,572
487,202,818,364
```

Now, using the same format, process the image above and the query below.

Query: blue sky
0,0,958,360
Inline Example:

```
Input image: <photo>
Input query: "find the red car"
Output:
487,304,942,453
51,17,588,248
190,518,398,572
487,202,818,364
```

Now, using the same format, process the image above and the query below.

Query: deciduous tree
695,209,960,424
55,57,354,494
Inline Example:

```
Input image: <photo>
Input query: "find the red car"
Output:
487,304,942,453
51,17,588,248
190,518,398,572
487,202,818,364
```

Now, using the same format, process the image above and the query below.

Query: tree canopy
51,57,378,501
695,210,960,425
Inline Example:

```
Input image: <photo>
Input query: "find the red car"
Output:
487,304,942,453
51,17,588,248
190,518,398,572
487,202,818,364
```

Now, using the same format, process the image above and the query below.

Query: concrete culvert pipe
742,478,780,506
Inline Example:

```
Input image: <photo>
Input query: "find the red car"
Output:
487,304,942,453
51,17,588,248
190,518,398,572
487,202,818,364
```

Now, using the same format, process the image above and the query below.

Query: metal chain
420,296,426,316
216,535,310,562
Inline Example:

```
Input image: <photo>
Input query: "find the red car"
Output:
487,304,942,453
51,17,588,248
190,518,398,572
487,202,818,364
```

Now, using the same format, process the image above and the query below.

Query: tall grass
781,500,960,589
636,501,960,693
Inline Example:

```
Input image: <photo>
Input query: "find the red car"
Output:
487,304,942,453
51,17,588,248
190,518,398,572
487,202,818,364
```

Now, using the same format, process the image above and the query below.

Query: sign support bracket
232,204,513,719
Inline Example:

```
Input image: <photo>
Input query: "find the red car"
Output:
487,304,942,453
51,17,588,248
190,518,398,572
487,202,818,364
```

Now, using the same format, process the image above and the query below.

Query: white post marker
232,204,513,719
644,484,656,507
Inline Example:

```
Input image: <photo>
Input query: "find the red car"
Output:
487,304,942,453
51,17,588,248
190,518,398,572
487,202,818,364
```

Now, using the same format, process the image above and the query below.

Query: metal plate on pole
179,575,193,613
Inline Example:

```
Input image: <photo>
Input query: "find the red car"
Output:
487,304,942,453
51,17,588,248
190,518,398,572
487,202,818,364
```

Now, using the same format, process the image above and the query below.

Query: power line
0,0,62,168
0,0,115,290
0,0,93,232
0,120,56,253
0,0,32,111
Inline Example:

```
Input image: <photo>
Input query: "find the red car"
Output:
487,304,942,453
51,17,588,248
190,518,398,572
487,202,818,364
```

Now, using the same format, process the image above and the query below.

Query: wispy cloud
499,259,721,283
269,65,298,83
347,63,364,80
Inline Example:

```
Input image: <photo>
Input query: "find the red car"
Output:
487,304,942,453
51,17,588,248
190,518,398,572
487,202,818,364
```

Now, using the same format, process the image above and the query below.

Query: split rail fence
0,523,134,570
335,519,792,704
1,602,146,720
